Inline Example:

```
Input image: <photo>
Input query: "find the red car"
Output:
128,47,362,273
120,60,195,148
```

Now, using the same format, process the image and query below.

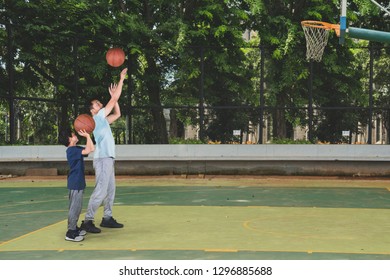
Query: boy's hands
79,129,95,155
77,129,90,137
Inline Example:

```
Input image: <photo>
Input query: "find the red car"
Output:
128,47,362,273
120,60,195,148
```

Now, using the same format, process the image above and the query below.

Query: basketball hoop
301,21,340,62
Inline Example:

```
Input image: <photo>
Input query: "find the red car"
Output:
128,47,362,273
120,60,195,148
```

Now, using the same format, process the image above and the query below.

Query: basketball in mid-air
74,114,95,134
106,47,125,67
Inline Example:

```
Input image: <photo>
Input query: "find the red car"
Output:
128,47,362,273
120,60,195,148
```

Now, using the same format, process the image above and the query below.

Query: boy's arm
78,130,95,155
104,68,127,117
107,102,121,124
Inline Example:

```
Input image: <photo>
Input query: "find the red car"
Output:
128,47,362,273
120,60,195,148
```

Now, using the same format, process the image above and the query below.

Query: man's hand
120,68,128,81
104,68,128,117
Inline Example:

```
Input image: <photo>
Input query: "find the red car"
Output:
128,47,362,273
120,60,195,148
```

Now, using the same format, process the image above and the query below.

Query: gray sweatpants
85,157,116,221
68,189,84,231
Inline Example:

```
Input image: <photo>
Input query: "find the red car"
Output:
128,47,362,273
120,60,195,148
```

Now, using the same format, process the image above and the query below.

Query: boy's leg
68,189,83,230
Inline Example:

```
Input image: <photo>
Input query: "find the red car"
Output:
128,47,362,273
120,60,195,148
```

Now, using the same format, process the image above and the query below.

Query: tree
246,0,314,139
246,0,370,143
1,0,112,143
352,0,390,143
0,0,388,145
107,0,256,144
169,1,255,143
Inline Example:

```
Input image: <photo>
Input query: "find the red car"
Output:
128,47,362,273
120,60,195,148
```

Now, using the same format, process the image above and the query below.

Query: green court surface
1,176,390,260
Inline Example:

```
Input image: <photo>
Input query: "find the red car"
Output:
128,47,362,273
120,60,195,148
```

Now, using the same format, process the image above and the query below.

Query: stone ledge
25,168,58,176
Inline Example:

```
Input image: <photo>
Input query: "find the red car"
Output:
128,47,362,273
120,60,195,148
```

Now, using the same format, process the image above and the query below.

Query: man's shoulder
97,107,106,117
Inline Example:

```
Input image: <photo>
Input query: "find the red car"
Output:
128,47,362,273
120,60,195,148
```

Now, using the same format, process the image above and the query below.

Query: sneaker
65,230,84,242
100,217,124,228
80,220,101,233
76,226,87,236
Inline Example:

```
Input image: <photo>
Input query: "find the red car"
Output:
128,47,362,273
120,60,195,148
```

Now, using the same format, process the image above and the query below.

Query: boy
59,128,95,242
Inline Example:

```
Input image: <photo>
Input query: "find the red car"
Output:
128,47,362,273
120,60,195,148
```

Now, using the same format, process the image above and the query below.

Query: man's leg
85,158,110,221
100,158,123,228
103,158,116,219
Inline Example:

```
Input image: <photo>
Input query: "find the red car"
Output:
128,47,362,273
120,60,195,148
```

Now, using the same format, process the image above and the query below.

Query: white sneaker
76,227,87,236
65,230,85,242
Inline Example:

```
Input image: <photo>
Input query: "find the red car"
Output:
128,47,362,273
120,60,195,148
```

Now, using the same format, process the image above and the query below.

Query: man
81,68,127,233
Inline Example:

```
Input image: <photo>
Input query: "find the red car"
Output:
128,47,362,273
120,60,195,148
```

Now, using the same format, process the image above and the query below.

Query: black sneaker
100,217,124,228
65,229,84,242
80,220,101,233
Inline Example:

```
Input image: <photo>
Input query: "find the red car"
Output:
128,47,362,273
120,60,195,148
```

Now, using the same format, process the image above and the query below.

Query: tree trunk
273,108,286,139
144,54,168,144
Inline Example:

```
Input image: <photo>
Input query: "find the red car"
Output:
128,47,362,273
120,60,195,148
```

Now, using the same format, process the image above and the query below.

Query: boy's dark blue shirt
66,146,86,190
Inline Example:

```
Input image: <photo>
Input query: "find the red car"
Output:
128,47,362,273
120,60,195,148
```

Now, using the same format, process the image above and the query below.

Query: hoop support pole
348,27,390,44
339,0,347,44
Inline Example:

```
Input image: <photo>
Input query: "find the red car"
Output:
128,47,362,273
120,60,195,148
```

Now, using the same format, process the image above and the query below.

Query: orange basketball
74,114,95,134
106,47,125,67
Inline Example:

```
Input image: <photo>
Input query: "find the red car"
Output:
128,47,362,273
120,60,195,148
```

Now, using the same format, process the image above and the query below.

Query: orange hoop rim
301,20,340,37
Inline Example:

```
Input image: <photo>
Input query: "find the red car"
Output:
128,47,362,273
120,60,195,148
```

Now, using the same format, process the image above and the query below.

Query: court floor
1,175,390,260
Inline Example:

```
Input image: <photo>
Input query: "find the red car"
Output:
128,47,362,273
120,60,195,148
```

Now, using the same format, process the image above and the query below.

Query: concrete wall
1,144,389,176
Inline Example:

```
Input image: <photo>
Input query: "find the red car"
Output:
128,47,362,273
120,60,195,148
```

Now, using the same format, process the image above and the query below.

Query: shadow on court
1,175,390,260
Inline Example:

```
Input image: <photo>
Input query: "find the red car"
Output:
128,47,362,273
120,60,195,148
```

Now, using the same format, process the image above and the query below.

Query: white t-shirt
93,108,115,158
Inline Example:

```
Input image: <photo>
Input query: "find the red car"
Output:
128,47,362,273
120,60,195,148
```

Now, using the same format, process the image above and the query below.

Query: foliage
0,0,389,145
270,138,312,144
169,137,204,144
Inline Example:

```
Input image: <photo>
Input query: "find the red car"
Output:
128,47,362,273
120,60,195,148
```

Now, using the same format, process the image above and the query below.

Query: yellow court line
0,209,66,217
204,249,239,253
0,198,68,209
0,205,390,256
0,220,65,248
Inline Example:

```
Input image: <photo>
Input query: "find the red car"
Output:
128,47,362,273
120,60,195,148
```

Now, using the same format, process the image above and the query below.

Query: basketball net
301,21,333,62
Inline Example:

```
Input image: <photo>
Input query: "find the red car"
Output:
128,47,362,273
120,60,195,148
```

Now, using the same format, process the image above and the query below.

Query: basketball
74,114,95,134
106,47,125,67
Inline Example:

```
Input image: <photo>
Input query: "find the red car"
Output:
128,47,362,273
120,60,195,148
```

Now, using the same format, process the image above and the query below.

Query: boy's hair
58,128,72,147
86,97,100,111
